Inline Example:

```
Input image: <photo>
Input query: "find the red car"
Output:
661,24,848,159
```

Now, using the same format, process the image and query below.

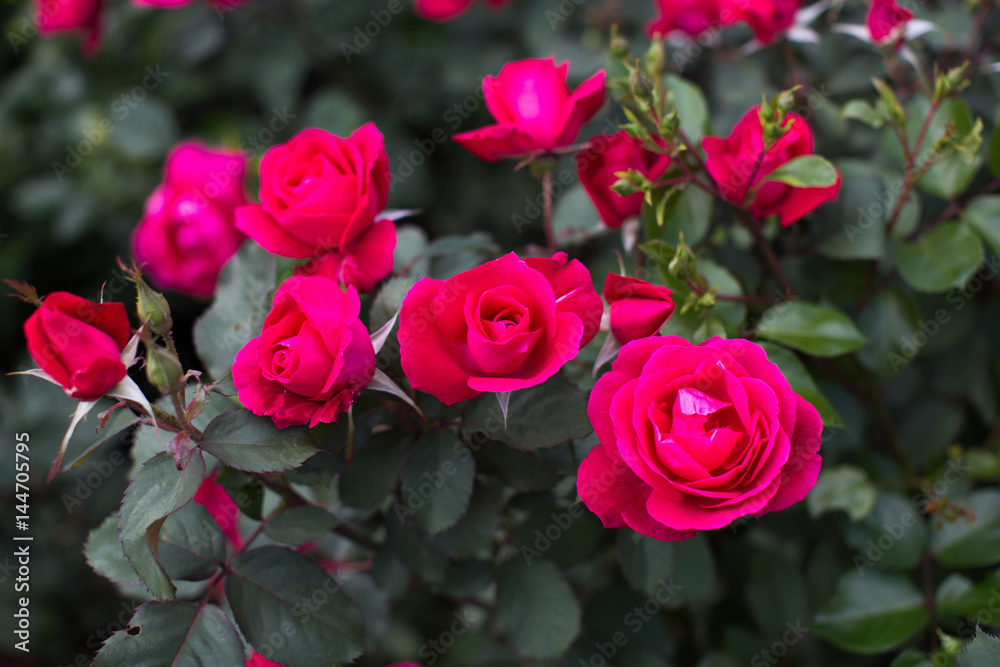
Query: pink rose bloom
245,653,282,667
576,131,671,229
132,142,248,298
236,124,391,259
34,0,101,53
193,471,243,549
646,0,731,37
294,217,396,294
866,0,912,44
232,275,375,428
398,252,603,405
702,106,841,226
454,58,606,162
605,274,675,343
724,0,799,43
414,0,508,21
578,336,822,540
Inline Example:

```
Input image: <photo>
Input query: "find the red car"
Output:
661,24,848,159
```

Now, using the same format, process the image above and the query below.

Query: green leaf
844,492,927,572
118,451,206,599
841,99,886,128
495,558,582,659
958,627,1000,667
226,546,366,667
666,74,709,144
758,342,844,427
756,301,867,357
643,184,714,249
617,531,713,606
93,602,245,667
65,408,139,471
935,570,1000,618
760,154,839,189
855,290,922,377
431,484,501,559
264,505,338,546
400,428,476,535
461,375,592,450
894,222,984,293
807,465,877,521
338,431,411,509
990,124,1000,178
370,276,419,334
85,513,142,588
215,467,265,521
159,502,226,581
194,241,277,380
199,409,317,473
814,571,929,654
908,98,983,200
932,489,1000,568
961,195,1000,257
745,553,809,638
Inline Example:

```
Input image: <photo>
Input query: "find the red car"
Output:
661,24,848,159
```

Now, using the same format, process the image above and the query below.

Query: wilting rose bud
604,273,675,343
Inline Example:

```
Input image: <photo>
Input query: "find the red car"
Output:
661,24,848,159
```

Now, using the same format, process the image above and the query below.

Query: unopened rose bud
145,342,183,393
610,36,630,59
136,279,172,336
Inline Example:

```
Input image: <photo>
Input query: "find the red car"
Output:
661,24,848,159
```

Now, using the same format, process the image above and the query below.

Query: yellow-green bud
136,279,172,336
145,343,184,393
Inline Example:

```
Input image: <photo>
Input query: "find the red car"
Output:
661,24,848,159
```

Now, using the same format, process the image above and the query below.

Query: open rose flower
578,336,822,540
193,472,243,549
35,0,101,52
605,273,675,343
647,0,731,37
232,275,375,428
415,0,508,20
576,131,671,229
724,0,799,43
866,0,912,44
236,124,390,259
132,141,248,298
294,217,396,294
454,58,606,162
24,293,131,401
702,106,841,226
398,252,603,405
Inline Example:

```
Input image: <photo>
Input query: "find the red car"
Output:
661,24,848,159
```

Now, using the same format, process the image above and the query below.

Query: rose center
655,387,743,474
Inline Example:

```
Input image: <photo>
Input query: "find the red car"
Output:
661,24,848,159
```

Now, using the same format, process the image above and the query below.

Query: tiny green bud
644,39,665,77
136,279,172,336
610,35,630,59
145,343,184,393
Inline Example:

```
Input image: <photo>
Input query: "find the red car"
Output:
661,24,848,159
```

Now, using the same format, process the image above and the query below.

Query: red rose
294,217,396,294
702,106,841,226
398,252,603,405
578,336,822,540
414,0,508,20
193,472,243,549
646,0,731,38
605,274,675,343
232,275,375,428
576,131,671,229
245,654,282,667
236,124,391,259
23,293,131,401
724,0,799,43
453,58,606,162
866,0,912,44
35,0,101,53
132,142,248,298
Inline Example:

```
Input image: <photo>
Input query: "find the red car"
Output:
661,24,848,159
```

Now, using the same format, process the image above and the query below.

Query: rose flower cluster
18,53,836,542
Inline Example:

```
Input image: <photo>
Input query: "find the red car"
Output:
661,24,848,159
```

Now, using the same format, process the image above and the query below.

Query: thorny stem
543,169,555,253
886,98,940,234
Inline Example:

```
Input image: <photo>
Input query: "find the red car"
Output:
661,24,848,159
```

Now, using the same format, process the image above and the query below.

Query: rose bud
23,293,131,401
723,0,799,43
604,273,675,343
702,105,841,226
453,58,606,162
294,217,396,294
867,0,913,45
144,342,184,394
34,0,101,53
236,124,391,265
132,142,248,298
578,336,822,540
232,275,375,428
576,131,671,229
